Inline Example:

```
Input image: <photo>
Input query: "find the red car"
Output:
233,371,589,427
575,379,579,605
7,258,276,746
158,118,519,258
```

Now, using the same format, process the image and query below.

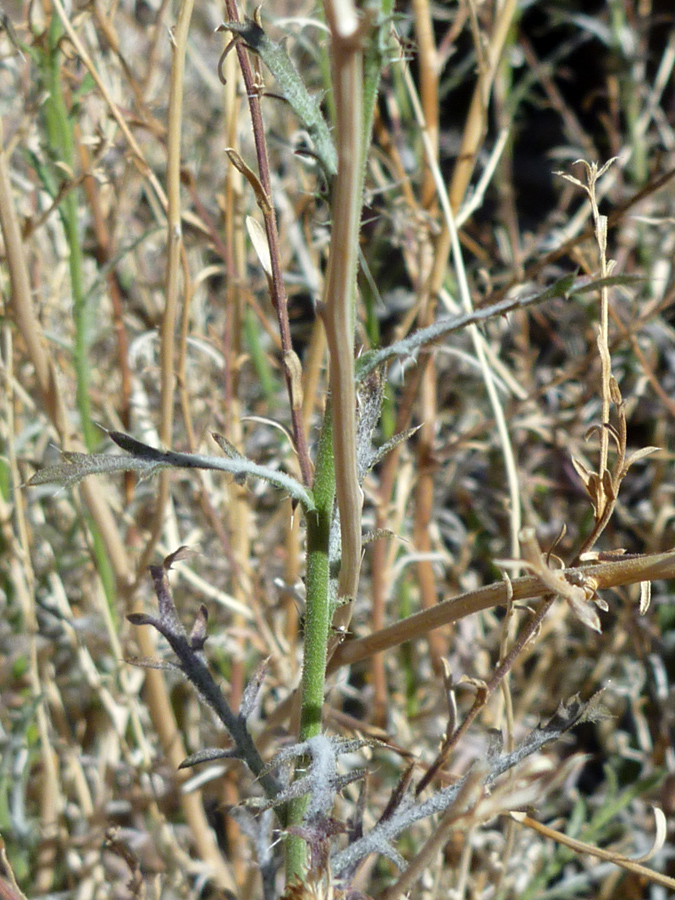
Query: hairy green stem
299,413,336,738
286,412,335,878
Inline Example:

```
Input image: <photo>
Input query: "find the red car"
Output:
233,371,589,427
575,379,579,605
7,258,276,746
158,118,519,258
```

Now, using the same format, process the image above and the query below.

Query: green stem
286,410,335,880
299,411,335,737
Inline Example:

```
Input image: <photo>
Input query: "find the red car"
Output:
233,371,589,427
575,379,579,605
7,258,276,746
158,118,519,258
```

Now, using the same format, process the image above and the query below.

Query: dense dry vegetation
2,0,675,897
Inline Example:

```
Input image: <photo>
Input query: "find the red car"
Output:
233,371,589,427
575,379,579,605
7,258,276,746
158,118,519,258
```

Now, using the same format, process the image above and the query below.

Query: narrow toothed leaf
130,566,284,809
367,425,421,472
28,431,316,511
217,19,337,178
26,451,161,486
356,275,642,382
332,693,609,876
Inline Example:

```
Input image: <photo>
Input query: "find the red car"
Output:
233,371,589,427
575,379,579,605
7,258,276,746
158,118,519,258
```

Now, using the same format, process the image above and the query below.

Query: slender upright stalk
321,0,365,626
139,0,194,568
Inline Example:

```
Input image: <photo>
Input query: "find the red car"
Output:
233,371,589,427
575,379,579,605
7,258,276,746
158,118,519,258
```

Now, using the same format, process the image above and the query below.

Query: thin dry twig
511,811,675,892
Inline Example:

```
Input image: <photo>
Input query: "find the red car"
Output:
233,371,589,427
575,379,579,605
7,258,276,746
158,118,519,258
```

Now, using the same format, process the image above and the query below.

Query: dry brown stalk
138,0,193,570
329,548,675,672
411,0,439,209
512,811,675,892
320,0,364,621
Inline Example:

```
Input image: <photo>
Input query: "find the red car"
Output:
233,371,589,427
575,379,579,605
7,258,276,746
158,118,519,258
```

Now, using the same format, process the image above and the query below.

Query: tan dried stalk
139,0,193,568
512,811,675,892
321,0,364,619
403,56,523,679
411,0,439,209
329,547,675,671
